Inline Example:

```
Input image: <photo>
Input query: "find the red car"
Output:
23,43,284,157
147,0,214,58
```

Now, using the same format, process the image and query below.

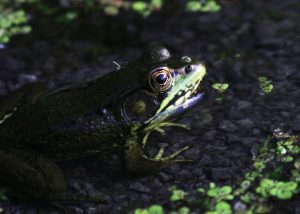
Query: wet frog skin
0,45,206,201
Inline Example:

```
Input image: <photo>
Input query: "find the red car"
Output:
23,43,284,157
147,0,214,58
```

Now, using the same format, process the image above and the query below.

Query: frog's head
121,45,206,127
148,61,205,121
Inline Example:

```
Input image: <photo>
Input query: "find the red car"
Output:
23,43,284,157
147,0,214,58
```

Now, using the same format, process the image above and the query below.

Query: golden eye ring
149,67,173,92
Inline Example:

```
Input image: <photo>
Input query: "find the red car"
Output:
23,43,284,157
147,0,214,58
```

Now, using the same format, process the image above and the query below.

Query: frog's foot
142,122,190,147
125,142,193,175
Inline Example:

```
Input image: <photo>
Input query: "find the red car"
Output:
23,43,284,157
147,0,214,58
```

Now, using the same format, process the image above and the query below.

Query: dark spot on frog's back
142,44,171,64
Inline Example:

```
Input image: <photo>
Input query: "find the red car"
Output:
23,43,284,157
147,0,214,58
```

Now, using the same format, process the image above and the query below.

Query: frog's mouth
145,63,206,125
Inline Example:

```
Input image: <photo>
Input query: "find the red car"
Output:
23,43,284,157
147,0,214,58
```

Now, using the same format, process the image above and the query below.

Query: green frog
0,45,206,201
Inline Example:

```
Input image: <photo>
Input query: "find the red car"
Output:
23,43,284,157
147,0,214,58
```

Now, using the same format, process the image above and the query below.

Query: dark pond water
0,0,299,213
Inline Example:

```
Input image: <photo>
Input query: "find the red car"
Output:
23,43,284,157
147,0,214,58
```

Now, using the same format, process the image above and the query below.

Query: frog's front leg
124,135,192,175
0,147,67,200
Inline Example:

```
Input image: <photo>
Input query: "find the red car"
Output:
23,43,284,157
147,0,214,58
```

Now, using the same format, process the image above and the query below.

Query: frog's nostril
185,65,193,73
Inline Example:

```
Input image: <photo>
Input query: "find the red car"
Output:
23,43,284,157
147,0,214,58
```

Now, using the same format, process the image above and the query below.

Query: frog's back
0,62,143,143
0,83,48,142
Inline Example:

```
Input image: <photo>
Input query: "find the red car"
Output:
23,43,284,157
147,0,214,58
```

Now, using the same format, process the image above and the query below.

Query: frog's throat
143,91,204,133
155,64,206,115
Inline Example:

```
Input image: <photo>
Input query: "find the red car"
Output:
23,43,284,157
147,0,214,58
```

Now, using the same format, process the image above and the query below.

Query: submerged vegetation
0,0,221,44
0,0,32,44
134,131,300,214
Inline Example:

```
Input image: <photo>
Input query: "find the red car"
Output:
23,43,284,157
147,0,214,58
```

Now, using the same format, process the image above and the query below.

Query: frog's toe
155,146,193,164
167,145,190,158
154,147,165,159
154,145,190,160
143,147,193,174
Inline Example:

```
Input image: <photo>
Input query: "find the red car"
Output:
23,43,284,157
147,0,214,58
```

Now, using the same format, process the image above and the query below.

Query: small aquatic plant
258,76,273,94
0,0,221,44
134,131,300,213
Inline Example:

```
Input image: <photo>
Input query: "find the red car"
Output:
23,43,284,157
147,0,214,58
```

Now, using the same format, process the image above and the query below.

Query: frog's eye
149,67,173,92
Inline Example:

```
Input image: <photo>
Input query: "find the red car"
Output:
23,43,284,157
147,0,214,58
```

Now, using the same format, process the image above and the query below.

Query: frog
0,45,206,202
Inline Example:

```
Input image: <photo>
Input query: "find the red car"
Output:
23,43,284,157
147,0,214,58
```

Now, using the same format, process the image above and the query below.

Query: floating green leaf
207,185,234,201
132,1,149,15
186,0,221,13
170,207,190,214
258,76,273,94
186,1,202,12
0,9,31,44
253,161,266,172
200,0,221,13
256,179,297,200
294,159,300,169
206,201,232,214
212,83,229,93
151,0,162,9
134,205,164,214
170,186,187,201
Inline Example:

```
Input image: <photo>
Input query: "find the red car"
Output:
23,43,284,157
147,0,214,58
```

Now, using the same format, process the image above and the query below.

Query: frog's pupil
156,73,167,84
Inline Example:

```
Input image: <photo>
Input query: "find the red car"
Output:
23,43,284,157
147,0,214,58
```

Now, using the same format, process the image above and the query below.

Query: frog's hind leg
0,147,67,201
